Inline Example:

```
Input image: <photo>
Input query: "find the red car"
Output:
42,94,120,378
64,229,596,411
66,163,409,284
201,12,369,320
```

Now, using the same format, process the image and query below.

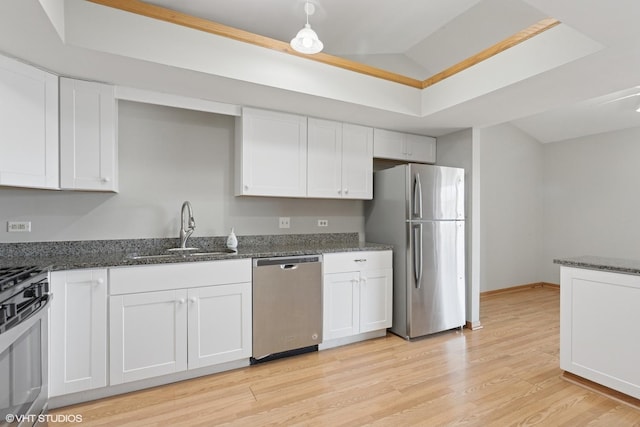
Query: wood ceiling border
87,0,560,90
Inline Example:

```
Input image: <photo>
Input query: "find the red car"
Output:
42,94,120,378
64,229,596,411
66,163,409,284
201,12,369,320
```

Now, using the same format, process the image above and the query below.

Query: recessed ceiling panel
144,0,482,57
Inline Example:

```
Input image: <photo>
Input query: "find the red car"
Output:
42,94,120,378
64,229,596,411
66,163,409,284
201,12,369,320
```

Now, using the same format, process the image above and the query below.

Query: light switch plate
317,219,328,227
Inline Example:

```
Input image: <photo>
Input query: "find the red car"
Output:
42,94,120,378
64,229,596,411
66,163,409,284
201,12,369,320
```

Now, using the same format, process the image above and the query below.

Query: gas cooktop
0,265,45,294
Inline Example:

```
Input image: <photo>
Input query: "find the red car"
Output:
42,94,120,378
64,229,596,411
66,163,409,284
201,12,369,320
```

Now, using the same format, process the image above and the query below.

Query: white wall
478,123,543,291
0,101,365,243
541,126,640,283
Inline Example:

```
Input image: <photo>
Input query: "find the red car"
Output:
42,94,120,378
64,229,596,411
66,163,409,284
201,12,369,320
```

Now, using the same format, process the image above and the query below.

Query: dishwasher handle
253,255,322,267
280,264,299,270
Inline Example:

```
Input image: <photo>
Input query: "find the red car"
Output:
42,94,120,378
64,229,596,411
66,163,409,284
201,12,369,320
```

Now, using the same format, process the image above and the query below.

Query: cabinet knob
96,278,104,285
101,177,111,183
189,297,197,303
344,188,349,194
361,277,367,283
177,298,186,304
337,189,342,194
244,185,249,190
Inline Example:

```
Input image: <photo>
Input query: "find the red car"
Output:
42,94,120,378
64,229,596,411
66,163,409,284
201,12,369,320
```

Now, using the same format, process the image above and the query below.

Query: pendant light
290,1,323,54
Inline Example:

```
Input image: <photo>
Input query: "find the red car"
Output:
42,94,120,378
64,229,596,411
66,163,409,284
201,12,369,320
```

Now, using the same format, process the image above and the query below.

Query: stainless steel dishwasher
251,255,322,362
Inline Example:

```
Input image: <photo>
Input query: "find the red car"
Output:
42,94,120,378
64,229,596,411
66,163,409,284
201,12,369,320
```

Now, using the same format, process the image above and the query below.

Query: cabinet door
323,272,360,340
187,282,252,369
0,54,58,189
359,268,393,333
236,108,307,197
60,78,118,192
49,269,107,397
405,134,436,164
307,118,343,198
373,128,405,161
560,267,640,399
341,123,373,199
110,289,188,385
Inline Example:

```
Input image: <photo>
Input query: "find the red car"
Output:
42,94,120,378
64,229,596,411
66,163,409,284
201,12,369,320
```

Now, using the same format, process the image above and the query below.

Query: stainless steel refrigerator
365,163,465,339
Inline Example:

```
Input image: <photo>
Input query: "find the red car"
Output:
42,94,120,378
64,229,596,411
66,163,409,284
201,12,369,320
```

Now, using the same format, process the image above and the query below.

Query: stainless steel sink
127,253,178,260
191,251,237,256
127,249,237,261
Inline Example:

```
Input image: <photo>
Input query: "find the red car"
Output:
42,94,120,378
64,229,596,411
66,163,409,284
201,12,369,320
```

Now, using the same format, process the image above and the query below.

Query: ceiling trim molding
421,17,560,89
87,0,559,90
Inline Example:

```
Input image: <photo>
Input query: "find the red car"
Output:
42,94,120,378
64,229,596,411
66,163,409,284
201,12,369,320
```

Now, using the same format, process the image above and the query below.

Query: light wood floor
50,287,640,426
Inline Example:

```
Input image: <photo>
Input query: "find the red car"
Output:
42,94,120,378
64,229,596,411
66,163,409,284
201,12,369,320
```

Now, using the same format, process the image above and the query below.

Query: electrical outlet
7,221,31,232
317,219,328,227
279,217,290,229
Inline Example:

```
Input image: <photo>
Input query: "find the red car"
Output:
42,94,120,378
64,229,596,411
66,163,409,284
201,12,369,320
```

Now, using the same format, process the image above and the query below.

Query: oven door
0,299,49,427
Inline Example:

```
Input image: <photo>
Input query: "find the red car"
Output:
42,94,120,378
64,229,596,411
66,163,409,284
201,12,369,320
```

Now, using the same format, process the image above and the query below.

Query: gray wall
0,101,364,243
541,126,640,283
478,123,543,291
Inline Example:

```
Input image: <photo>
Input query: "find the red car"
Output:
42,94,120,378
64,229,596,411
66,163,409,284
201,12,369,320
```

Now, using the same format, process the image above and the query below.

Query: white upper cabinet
373,128,436,164
60,78,118,192
306,119,373,200
0,54,59,189
341,123,373,199
307,118,343,198
237,108,373,200
235,107,307,197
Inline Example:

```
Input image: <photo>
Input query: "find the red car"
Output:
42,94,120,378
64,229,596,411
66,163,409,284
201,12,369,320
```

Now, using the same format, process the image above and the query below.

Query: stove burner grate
0,265,43,293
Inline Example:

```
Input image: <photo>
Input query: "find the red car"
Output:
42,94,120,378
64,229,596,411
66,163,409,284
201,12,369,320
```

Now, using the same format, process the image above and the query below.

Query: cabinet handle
354,259,367,263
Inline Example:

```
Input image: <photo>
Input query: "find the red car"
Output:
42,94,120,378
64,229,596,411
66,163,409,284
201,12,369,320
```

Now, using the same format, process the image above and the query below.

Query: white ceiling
145,0,548,78
141,0,640,142
2,0,640,143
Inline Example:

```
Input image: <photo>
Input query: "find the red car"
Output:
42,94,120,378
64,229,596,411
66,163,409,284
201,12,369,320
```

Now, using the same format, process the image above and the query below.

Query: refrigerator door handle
413,173,423,218
413,223,423,288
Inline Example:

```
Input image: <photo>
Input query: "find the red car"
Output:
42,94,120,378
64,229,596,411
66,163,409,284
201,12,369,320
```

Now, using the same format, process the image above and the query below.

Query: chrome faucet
179,201,195,249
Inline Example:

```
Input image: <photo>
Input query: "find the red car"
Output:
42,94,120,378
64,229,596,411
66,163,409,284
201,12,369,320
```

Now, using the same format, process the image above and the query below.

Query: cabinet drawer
323,251,392,274
109,259,252,295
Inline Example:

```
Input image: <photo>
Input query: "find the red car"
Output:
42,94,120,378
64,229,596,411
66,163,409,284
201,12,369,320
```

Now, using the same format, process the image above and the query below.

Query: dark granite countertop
0,233,392,271
554,256,640,276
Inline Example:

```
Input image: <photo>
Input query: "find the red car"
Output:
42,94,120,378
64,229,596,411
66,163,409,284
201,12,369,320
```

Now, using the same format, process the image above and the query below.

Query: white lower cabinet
109,289,188,384
49,269,108,397
323,251,392,342
187,284,251,369
560,266,640,399
109,260,252,385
